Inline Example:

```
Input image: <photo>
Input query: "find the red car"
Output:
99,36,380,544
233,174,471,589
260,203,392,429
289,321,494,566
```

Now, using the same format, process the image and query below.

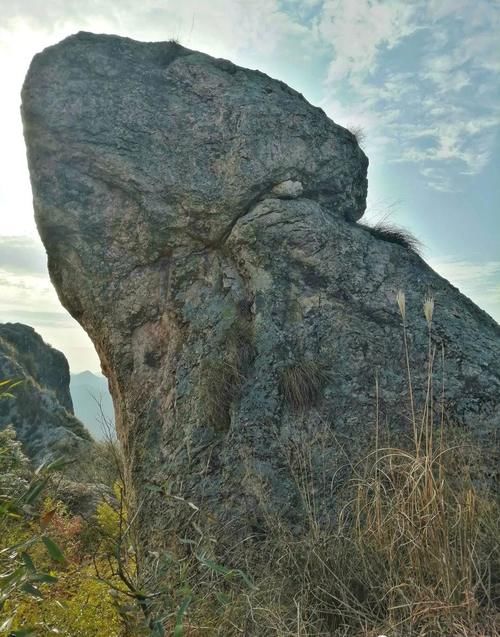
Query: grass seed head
396,290,406,321
423,296,434,326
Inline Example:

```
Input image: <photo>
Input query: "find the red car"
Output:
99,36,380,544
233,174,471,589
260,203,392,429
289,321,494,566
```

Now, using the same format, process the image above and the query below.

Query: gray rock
22,32,500,555
54,478,116,519
0,323,92,465
271,179,304,199
0,323,73,411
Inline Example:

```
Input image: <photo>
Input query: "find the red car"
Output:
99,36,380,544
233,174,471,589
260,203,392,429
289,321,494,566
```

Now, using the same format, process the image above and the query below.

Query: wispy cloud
315,0,500,191
429,257,500,321
316,0,418,81
0,263,100,372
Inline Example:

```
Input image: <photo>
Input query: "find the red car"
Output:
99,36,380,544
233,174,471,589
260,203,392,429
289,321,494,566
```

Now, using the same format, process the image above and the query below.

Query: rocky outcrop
22,33,500,556
0,323,73,411
0,323,92,464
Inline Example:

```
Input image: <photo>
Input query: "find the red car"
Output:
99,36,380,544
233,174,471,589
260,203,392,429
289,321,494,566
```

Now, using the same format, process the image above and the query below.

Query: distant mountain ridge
70,371,114,440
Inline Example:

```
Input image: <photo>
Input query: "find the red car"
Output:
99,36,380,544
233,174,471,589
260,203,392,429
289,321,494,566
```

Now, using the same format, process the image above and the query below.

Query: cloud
0,236,47,276
315,0,500,191
429,259,500,285
428,257,500,321
0,0,314,61
316,0,418,82
1,309,74,328
0,268,61,314
0,263,100,372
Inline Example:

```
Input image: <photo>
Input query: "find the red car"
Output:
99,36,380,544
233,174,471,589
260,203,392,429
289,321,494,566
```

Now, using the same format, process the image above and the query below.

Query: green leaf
45,457,70,473
173,596,192,637
0,501,22,518
198,556,232,576
21,552,35,573
0,379,22,390
215,591,230,606
198,556,255,589
7,380,24,390
10,629,37,637
31,573,58,584
41,536,65,563
24,478,48,504
20,582,43,599
0,567,25,591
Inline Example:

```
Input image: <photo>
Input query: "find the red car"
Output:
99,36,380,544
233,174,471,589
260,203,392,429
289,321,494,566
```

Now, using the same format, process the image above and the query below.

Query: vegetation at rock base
1,294,499,636
0,385,146,637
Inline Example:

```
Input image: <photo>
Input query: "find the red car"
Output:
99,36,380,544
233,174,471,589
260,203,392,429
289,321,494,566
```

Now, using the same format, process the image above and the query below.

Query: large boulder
0,323,92,464
22,33,500,554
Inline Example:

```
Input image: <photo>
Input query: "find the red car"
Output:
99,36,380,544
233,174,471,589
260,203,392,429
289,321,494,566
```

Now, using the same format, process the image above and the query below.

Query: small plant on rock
358,220,422,253
280,360,330,410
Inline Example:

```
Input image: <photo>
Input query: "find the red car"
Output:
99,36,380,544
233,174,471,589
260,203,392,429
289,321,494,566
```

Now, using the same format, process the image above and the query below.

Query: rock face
0,323,73,411
0,323,92,464
22,33,500,554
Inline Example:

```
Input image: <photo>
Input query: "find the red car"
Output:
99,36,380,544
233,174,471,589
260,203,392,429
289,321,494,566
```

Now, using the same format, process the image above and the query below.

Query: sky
0,0,499,373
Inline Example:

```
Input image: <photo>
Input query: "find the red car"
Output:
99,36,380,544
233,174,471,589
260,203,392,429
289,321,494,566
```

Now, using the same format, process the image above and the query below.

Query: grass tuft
198,314,255,432
280,361,330,410
359,221,422,253
199,358,243,432
349,125,367,148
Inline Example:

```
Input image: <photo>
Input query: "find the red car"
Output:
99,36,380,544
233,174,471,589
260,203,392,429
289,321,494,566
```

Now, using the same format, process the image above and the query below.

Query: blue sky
0,0,498,372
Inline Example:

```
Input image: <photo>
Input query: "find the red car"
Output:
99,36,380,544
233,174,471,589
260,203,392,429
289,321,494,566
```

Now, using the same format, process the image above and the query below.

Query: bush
0,380,131,637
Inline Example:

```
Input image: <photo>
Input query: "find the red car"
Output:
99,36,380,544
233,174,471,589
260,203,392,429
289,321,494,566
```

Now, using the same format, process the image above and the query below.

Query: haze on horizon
0,0,499,373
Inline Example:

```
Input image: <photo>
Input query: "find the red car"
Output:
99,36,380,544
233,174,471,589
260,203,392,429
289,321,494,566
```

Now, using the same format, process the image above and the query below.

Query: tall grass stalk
396,291,418,454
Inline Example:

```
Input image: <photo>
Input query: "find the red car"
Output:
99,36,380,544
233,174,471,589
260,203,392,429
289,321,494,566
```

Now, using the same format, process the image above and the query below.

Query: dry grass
280,361,330,410
198,316,254,432
198,358,242,432
143,295,499,635
359,221,422,253
349,125,367,148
